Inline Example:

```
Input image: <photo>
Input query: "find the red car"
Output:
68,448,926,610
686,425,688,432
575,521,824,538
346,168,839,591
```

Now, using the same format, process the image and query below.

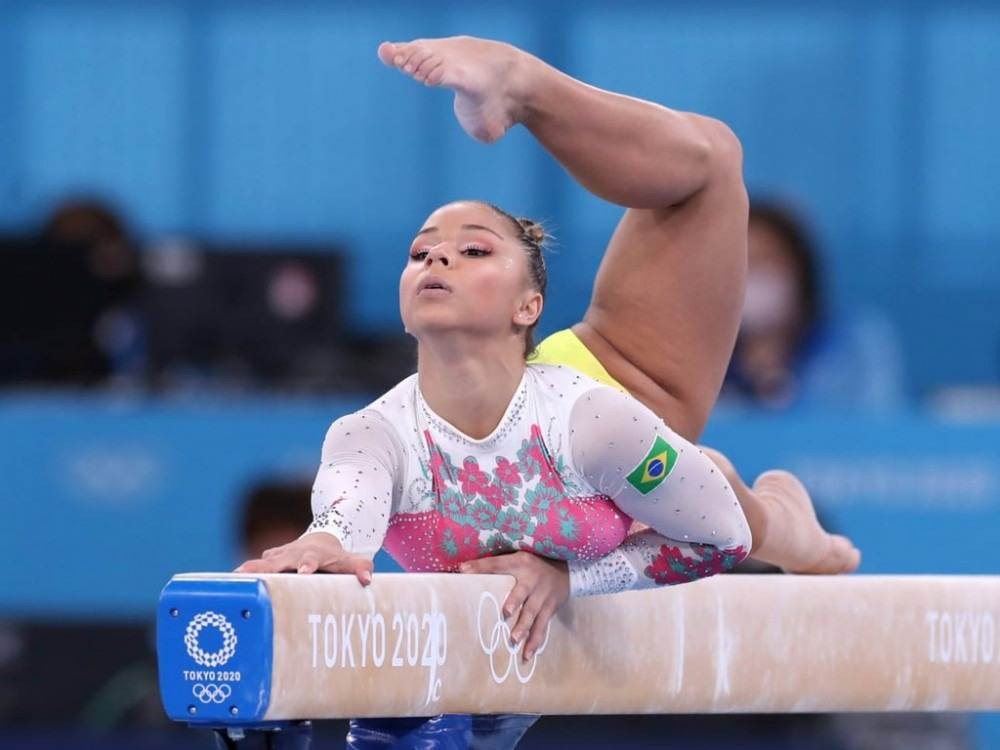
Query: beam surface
157,573,1000,724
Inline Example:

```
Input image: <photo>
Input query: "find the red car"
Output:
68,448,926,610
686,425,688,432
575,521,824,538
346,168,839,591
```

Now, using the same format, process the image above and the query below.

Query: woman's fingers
235,551,370,579
501,581,532,620
460,556,533,618
297,549,319,575
355,558,374,585
459,555,504,574
306,547,373,585
523,604,554,660
236,554,290,574
459,552,565,659
510,596,542,647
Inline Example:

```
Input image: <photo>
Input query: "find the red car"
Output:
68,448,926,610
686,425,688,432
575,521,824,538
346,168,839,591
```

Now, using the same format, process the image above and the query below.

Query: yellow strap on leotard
531,329,627,392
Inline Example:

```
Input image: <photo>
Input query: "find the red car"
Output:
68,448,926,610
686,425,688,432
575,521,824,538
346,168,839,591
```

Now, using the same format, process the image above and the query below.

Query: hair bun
518,218,546,245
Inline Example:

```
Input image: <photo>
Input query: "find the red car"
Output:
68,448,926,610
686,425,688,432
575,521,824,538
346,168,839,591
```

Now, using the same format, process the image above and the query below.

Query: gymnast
237,36,860,748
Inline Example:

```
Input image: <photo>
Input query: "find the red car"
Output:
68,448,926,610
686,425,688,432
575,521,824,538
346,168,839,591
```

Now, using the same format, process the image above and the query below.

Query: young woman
237,36,860,749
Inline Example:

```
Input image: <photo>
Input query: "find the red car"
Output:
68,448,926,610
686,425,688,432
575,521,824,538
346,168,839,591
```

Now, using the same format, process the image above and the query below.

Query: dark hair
41,198,129,248
748,199,823,346
474,201,549,358
239,480,314,546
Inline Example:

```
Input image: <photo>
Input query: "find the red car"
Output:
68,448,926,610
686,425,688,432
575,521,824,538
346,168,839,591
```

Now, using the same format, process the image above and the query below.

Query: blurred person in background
239,480,316,561
721,199,906,412
717,202,973,750
40,198,147,386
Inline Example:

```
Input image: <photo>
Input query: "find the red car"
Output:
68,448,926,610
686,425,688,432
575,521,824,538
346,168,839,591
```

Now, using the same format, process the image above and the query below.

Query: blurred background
0,0,998,748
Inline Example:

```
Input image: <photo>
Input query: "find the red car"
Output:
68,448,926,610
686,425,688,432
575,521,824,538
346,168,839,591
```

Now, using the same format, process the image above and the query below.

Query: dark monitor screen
142,243,346,389
0,236,113,384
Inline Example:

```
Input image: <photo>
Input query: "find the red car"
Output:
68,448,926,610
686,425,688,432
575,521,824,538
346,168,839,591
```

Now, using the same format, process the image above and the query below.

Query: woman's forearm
516,51,738,209
568,529,748,597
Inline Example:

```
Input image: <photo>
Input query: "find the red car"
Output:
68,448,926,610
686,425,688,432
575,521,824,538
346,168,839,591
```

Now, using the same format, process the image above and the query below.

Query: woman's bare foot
377,36,532,143
701,447,861,574
749,470,861,574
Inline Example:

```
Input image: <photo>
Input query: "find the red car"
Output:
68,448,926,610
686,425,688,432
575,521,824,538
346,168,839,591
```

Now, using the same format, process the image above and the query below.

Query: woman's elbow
723,511,753,564
717,484,753,562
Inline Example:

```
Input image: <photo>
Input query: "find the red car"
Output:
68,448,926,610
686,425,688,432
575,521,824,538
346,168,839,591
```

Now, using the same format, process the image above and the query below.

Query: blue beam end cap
157,576,273,725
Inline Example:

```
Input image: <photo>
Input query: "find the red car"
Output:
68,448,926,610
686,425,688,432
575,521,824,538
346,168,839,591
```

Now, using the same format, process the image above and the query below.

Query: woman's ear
514,291,544,327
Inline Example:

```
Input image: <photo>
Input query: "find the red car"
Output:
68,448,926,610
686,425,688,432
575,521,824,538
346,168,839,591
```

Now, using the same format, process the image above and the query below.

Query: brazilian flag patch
626,435,678,495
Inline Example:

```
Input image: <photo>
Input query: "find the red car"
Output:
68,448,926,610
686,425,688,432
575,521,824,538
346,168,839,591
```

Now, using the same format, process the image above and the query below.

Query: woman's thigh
575,172,748,440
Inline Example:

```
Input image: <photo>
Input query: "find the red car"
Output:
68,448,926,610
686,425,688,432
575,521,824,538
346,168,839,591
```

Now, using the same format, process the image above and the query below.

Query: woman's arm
236,410,398,579
305,410,398,558
567,527,746,597
567,385,751,596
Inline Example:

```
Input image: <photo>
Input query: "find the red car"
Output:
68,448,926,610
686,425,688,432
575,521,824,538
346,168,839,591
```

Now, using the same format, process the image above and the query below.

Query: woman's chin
405,320,461,340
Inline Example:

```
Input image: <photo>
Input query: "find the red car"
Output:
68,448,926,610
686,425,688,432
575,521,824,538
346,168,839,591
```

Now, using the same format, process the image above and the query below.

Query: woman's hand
235,532,373,585
459,551,569,661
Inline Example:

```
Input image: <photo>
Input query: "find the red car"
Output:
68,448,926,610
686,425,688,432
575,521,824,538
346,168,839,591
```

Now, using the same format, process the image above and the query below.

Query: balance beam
157,573,1000,726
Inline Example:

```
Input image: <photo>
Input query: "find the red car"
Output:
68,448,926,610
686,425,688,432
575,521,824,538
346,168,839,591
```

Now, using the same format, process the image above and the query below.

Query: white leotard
307,363,751,596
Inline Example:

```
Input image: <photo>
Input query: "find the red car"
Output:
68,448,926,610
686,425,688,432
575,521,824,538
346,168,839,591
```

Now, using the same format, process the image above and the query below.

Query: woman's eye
410,250,428,261
463,246,490,257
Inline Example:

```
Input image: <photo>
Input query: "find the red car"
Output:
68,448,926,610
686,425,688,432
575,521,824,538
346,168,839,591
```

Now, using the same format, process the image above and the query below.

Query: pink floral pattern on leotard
644,542,749,586
382,424,633,571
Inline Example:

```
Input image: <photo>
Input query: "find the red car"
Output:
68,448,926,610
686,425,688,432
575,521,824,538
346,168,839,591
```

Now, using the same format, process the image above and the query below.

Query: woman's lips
418,275,452,295
417,286,452,297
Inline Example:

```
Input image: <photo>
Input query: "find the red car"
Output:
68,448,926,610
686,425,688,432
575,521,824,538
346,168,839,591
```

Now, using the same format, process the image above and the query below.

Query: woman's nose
425,246,450,267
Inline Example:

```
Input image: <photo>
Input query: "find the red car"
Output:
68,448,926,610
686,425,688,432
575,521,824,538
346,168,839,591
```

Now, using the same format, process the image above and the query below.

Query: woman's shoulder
527,362,630,406
363,372,420,414
321,375,418,464
328,374,419,433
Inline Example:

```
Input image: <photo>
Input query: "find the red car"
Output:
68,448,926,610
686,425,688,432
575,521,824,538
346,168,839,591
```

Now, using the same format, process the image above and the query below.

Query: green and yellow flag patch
626,435,678,495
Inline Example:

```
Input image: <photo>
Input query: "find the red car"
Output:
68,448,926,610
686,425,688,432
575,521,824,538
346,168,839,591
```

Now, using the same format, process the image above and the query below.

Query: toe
832,535,861,573
377,41,398,67
424,62,446,86
411,50,438,81
844,544,862,574
753,469,805,494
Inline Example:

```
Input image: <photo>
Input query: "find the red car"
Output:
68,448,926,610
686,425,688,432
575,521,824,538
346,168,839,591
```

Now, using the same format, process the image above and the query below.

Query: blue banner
3,396,999,617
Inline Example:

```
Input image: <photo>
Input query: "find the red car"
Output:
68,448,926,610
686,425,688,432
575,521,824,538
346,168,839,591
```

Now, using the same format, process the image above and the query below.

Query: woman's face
399,201,542,346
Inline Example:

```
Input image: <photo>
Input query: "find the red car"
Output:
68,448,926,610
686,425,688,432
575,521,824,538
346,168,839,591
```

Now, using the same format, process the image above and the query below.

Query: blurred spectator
721,199,906,412
41,197,147,385
238,479,315,560
0,197,146,387
42,198,136,293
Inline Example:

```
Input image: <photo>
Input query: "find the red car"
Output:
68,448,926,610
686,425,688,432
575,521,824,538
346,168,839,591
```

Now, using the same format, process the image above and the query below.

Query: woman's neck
416,336,526,440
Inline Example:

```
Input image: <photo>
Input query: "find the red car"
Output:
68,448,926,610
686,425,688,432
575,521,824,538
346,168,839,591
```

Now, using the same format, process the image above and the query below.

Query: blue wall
4,396,999,619
1,1,999,395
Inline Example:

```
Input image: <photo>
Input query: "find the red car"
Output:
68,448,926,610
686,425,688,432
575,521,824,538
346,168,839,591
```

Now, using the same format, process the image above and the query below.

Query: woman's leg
379,36,859,574
701,448,859,574
381,35,743,436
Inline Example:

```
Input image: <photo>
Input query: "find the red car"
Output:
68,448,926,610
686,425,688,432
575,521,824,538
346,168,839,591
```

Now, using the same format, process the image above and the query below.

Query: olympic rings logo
185,611,238,667
476,591,551,685
192,683,232,704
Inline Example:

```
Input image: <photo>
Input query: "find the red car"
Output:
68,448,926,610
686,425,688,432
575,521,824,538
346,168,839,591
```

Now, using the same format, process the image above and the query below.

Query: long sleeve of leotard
303,410,399,559
565,386,751,596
